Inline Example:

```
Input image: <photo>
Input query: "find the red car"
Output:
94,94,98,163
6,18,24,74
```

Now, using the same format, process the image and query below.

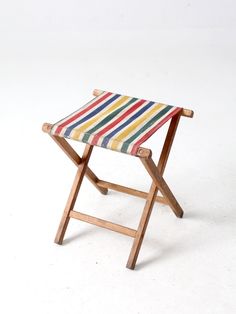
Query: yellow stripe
70,129,83,141
110,103,164,150
74,95,130,134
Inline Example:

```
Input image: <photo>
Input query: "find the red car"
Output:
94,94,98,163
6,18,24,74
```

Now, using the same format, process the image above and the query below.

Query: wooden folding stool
42,89,194,269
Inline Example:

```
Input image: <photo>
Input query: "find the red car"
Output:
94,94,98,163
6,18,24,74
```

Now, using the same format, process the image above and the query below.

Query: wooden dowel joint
42,122,53,133
136,147,152,158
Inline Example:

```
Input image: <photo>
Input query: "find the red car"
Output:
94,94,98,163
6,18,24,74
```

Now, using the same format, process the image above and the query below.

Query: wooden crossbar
97,179,168,205
70,210,137,237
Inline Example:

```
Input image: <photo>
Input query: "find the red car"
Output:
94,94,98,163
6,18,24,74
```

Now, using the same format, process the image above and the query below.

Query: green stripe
82,97,138,143
121,105,172,153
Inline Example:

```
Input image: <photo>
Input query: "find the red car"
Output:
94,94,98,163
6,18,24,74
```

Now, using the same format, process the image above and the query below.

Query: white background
0,1,235,313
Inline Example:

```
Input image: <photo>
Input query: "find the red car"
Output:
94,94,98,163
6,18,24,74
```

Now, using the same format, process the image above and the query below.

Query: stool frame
42,89,193,269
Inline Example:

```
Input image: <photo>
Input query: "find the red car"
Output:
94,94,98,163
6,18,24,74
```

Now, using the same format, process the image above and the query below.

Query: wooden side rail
93,89,194,118
97,180,168,205
69,210,137,238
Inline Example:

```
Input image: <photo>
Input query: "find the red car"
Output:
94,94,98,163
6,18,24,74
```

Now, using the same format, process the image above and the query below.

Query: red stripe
55,92,112,135
131,108,182,155
91,99,147,146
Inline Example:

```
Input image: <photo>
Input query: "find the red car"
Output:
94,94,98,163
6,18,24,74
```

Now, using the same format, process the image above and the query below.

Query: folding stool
42,89,194,269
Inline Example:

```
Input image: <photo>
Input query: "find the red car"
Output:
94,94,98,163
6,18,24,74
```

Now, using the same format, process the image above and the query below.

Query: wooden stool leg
126,181,159,269
126,113,182,269
54,144,93,244
141,157,184,218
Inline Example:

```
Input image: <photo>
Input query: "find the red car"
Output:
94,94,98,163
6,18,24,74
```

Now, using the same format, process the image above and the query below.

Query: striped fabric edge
50,91,110,136
130,107,181,155
50,91,182,156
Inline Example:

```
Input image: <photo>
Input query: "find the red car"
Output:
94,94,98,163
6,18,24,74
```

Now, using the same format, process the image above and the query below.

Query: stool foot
100,187,108,195
54,216,70,245
54,239,63,245
126,261,136,270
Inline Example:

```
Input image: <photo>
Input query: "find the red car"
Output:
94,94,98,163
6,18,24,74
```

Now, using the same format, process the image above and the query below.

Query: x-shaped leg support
42,123,107,196
43,111,184,269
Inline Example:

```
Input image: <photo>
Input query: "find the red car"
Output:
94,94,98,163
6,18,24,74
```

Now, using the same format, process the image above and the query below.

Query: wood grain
70,211,136,238
141,157,184,218
54,144,93,244
97,180,168,205
126,113,182,269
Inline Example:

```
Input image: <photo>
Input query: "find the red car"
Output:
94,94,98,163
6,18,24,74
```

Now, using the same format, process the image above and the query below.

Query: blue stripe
64,94,121,137
101,101,155,148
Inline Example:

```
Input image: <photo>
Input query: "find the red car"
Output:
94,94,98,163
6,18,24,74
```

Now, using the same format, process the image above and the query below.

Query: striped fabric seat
50,90,182,155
